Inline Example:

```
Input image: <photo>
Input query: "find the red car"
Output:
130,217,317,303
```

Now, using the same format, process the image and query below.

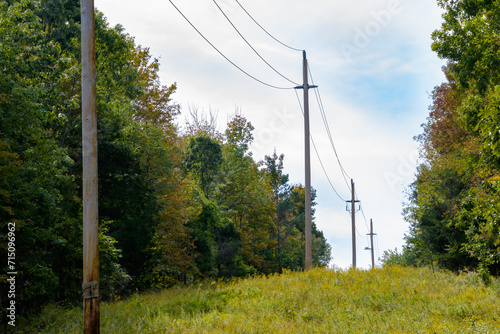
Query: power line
234,0,303,52
294,89,347,202
212,0,300,86
354,225,364,238
301,62,370,242
171,0,374,268
355,183,371,235
359,204,371,234
307,64,352,192
306,65,377,260
312,135,348,203
168,0,295,90
313,86,352,191
365,234,371,249
309,65,352,185
303,61,374,254
305,62,374,245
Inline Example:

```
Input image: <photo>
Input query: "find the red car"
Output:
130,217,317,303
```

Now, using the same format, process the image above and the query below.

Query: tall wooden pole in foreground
81,0,99,332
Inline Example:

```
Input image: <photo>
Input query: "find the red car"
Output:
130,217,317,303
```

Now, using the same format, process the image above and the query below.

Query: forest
0,0,331,317
385,0,500,281
3,0,500,324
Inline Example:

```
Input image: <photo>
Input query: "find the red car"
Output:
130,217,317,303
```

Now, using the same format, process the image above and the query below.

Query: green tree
1,0,187,314
402,0,500,276
0,0,83,314
284,185,331,269
432,0,500,163
264,150,289,273
184,135,223,198
220,115,274,274
264,150,332,271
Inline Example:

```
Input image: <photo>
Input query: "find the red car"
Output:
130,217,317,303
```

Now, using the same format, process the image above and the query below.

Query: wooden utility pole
369,219,376,269
277,202,282,274
351,179,356,269
294,51,318,271
296,51,318,271
295,51,316,271
81,0,99,332
303,51,312,271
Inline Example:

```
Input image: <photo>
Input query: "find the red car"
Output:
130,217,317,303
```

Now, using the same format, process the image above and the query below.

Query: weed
18,266,500,333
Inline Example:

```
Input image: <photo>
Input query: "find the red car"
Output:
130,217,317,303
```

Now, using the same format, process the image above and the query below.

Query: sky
94,0,447,269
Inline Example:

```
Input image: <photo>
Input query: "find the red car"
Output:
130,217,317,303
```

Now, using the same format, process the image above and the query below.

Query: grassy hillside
20,266,500,333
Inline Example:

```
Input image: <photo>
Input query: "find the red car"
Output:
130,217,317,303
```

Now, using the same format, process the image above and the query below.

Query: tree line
383,0,500,281
0,0,331,316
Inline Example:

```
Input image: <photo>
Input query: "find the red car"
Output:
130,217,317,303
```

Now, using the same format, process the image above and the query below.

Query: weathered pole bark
81,0,99,332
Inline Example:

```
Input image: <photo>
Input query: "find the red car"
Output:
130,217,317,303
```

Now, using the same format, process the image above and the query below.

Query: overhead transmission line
234,0,378,260
294,89,347,203
375,234,380,261
234,0,303,52
168,0,295,90
235,0,362,221
233,0,371,259
307,64,374,238
232,0,353,193
308,64,352,192
359,204,371,235
212,0,300,86
356,227,365,239
171,0,376,264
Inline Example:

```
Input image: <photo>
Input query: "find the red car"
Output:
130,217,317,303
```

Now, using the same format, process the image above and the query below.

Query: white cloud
95,0,446,269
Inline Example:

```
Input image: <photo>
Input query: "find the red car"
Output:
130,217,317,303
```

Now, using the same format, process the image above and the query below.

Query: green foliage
219,117,275,274
432,0,500,163
1,0,332,319
20,267,500,333
0,136,21,221
0,0,82,314
225,113,255,154
405,0,500,277
0,0,187,314
380,247,419,267
99,222,131,299
188,198,221,277
184,135,223,198
214,219,248,277
180,114,331,279
263,151,331,272
432,0,500,91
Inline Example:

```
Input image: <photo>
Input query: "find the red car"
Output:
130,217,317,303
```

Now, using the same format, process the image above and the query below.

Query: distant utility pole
346,179,359,269
295,51,317,271
351,179,356,269
368,219,377,269
81,0,99,333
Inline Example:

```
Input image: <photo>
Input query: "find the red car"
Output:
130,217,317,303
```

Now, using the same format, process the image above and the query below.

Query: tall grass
19,266,500,333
